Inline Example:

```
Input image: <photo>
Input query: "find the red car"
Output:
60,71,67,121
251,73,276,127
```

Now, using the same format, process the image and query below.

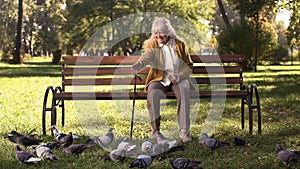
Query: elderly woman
132,17,194,142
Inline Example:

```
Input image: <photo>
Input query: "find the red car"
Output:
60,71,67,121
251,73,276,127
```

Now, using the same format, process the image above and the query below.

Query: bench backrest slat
62,56,139,65
62,54,242,65
61,55,243,92
62,66,242,76
191,55,242,63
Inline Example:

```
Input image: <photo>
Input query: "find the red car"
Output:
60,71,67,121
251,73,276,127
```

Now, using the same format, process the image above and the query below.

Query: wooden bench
42,54,261,135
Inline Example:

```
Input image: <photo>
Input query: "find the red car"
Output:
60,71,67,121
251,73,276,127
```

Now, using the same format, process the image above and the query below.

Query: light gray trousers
147,79,190,134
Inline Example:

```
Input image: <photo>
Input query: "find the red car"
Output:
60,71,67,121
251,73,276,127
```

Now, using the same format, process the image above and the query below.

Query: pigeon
276,144,300,166
141,139,185,158
107,148,127,162
92,127,114,147
129,154,153,169
198,133,230,151
141,141,153,154
105,138,138,162
142,140,177,154
55,132,73,147
156,133,169,145
50,125,62,138
30,144,58,160
169,157,202,169
15,145,41,164
150,143,169,156
152,143,185,159
233,136,246,146
5,131,41,148
62,139,95,155
44,142,61,150
116,138,138,156
49,125,80,140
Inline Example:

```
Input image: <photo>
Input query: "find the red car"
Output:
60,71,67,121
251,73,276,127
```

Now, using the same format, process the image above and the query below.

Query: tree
286,1,300,64
217,0,231,27
12,0,23,64
34,0,67,56
217,20,277,70
63,0,214,55
215,0,280,70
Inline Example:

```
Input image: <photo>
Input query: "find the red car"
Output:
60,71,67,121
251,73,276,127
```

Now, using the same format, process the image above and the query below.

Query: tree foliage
63,0,214,55
0,0,299,69
215,0,294,70
285,0,300,62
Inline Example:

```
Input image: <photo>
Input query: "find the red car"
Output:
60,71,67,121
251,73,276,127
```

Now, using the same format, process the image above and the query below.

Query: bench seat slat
54,90,248,100
62,77,242,85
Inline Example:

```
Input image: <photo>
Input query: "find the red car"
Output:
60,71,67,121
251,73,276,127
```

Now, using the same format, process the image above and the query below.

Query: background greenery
1,57,300,168
1,0,299,70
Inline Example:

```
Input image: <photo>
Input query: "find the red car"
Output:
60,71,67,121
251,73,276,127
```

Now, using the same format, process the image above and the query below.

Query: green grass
1,58,300,168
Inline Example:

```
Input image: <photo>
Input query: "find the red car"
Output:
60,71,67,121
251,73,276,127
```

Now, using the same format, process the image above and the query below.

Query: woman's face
154,32,169,44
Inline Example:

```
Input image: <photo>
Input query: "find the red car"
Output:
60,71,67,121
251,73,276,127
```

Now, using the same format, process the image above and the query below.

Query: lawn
1,57,300,169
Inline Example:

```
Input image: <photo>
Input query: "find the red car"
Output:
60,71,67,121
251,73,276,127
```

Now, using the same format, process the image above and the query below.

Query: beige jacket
138,38,193,91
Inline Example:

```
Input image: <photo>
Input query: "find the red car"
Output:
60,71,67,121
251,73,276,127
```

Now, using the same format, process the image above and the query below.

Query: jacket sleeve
178,42,193,80
138,40,156,67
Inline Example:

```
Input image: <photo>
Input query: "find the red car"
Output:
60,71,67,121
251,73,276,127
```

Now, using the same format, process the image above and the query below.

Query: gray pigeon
50,125,62,138
62,139,95,155
107,148,126,162
156,133,169,145
92,127,114,147
129,154,153,169
276,144,300,166
151,143,185,159
30,144,58,160
56,132,73,147
142,140,184,158
198,133,230,151
142,140,176,154
233,136,246,146
116,138,138,156
105,138,138,162
50,125,80,140
169,157,202,169
141,141,153,154
5,131,41,148
15,145,41,164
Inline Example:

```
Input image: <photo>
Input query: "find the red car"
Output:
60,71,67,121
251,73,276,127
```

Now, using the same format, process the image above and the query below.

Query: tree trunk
290,46,293,65
217,0,231,27
254,10,259,72
13,0,23,64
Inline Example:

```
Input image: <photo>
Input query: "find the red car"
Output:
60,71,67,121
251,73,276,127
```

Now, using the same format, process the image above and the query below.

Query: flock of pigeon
4,126,300,168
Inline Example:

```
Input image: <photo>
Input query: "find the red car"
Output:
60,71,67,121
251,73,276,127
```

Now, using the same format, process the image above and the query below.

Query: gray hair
149,17,181,40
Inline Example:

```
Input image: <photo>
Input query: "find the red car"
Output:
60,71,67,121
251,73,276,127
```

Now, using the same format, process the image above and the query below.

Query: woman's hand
132,61,144,72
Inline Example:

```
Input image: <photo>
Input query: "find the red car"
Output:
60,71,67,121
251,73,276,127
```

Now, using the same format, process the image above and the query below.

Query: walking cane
130,71,142,139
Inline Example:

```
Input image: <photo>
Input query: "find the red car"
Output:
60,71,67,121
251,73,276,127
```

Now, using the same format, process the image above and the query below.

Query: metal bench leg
54,86,64,127
42,86,54,135
248,97,253,134
51,94,57,128
241,98,245,129
251,84,262,134
61,100,65,126
242,84,250,132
